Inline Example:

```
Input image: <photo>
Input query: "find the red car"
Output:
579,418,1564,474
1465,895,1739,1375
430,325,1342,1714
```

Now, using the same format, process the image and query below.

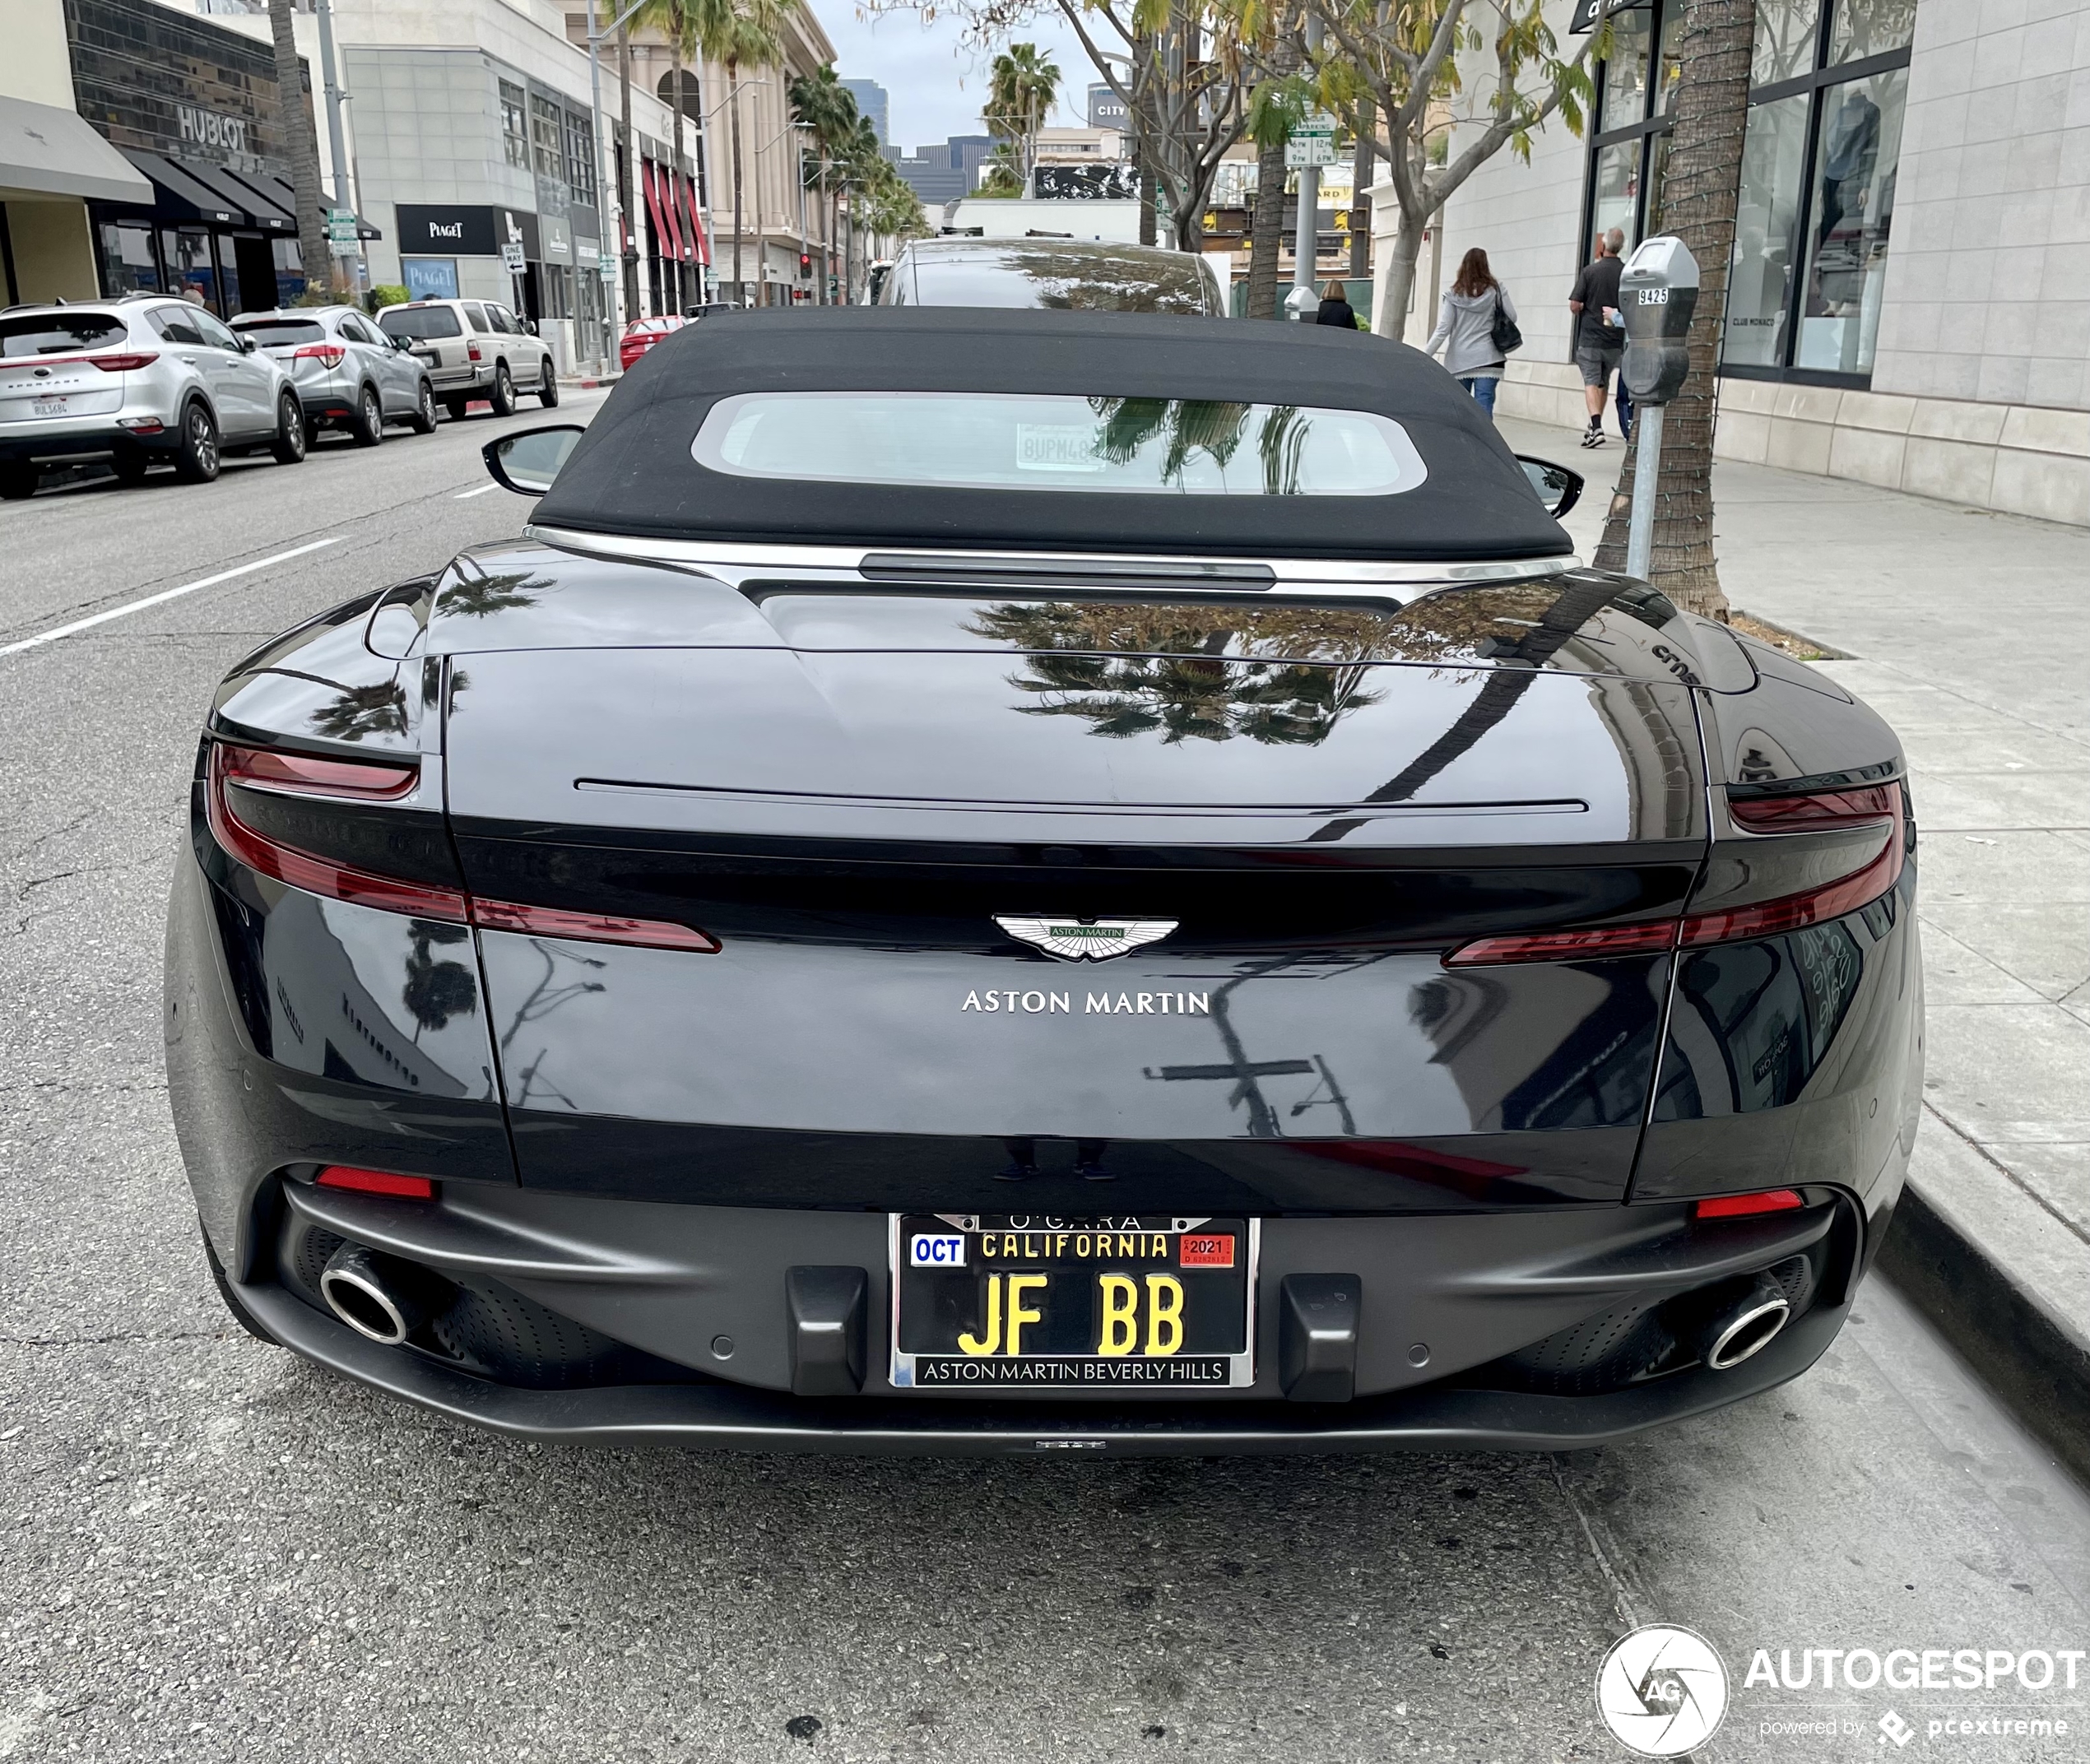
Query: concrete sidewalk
1502,412,2090,1472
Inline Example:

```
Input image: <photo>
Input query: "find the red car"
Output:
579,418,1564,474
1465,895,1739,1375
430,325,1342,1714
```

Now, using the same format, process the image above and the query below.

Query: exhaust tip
1702,1274,1792,1371
319,1242,437,1344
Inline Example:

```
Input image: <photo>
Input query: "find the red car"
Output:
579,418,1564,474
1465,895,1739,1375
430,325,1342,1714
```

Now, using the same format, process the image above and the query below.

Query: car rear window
909,246,1219,315
691,392,1428,498
379,306,462,341
0,313,128,357
232,319,327,346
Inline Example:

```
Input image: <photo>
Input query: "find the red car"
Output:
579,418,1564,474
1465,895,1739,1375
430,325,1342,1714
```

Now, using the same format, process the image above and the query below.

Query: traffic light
798,252,812,279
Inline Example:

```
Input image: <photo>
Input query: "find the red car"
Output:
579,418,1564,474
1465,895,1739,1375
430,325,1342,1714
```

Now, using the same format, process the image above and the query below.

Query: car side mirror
238,334,258,354
524,318,539,336
1516,455,1583,519
484,423,585,495
392,334,413,350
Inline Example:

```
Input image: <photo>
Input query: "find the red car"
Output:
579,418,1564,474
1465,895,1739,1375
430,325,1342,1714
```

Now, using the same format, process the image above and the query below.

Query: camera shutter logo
1594,1625,1727,1757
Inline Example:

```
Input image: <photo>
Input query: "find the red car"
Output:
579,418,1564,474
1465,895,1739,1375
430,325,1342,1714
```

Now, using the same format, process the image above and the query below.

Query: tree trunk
1244,23,1297,321
729,63,745,303
1134,33,1158,247
1592,0,1752,619
1373,202,1423,339
1349,99,1375,281
619,21,639,321
267,0,332,304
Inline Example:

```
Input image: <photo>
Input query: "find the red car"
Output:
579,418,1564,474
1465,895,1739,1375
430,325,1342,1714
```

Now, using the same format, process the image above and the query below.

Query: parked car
878,237,1225,315
0,297,305,499
618,313,686,373
171,309,1918,1455
230,306,437,445
374,297,557,420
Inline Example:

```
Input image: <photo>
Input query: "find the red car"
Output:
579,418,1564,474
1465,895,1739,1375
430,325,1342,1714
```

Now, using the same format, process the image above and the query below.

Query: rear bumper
235,1274,1852,1456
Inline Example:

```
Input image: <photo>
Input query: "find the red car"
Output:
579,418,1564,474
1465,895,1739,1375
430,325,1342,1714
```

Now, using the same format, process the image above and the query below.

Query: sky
815,4,1100,151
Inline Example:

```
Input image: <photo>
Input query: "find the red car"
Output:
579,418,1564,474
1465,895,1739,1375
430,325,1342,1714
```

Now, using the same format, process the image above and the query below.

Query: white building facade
1393,0,2090,527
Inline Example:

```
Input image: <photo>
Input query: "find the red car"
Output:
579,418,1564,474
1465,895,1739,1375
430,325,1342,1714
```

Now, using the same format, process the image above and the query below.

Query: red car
618,314,686,373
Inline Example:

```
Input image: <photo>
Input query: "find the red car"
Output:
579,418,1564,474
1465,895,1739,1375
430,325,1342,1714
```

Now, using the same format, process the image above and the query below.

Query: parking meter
1283,285,1318,322
1619,234,1698,405
1615,236,1700,579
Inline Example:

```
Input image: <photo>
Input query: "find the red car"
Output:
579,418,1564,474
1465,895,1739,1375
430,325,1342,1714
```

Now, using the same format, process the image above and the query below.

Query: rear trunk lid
442,564,1710,1210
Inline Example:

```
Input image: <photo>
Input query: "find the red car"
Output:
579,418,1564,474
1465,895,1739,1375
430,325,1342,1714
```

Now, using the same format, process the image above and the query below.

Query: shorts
1577,341,1623,386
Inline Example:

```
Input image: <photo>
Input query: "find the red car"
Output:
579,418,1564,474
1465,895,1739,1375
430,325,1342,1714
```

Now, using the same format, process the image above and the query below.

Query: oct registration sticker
889,1214,1257,1390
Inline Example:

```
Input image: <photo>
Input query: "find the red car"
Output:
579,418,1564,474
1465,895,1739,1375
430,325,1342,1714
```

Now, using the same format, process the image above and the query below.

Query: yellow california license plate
889,1214,1256,1390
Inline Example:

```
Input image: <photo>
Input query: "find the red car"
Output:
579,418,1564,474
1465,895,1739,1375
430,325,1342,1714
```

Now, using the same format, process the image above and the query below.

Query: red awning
680,176,710,267
642,160,674,262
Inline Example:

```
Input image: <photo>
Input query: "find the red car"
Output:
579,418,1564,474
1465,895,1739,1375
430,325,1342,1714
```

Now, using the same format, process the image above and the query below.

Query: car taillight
293,342,348,367
207,740,718,953
88,351,160,372
1695,1189,1804,1219
1446,782,1905,967
467,341,483,362
317,1166,437,1200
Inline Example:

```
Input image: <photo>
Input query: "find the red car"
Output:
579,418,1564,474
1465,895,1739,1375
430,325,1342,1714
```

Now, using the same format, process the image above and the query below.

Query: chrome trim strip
524,524,1577,591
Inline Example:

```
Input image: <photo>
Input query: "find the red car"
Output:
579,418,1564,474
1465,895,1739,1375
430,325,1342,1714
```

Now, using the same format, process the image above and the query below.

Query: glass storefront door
1725,93,1809,368
1795,68,1906,375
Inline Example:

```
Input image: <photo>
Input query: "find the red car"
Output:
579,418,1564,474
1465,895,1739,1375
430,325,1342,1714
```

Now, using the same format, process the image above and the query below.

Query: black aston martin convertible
168,309,1920,1453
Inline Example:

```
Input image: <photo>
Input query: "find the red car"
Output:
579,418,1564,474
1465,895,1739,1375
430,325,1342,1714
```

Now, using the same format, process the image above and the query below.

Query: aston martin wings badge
993,917,1179,963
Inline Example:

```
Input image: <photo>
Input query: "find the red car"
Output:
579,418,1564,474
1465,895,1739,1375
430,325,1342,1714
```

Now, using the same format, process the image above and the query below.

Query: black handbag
1490,291,1523,355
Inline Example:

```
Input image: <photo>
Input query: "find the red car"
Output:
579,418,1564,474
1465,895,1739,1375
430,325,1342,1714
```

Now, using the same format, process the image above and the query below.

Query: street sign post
325,207,358,250
501,242,527,274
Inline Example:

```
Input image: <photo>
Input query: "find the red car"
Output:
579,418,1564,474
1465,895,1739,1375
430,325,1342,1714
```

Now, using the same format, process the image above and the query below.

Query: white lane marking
0,536,346,657
453,483,500,499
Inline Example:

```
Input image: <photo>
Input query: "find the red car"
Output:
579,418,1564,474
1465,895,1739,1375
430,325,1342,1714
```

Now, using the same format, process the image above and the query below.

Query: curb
1876,1181,2090,1486
560,374,621,390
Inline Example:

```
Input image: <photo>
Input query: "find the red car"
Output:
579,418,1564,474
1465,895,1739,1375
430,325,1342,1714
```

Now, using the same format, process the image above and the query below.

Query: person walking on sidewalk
1568,229,1633,448
1316,279,1363,328
1421,248,1519,420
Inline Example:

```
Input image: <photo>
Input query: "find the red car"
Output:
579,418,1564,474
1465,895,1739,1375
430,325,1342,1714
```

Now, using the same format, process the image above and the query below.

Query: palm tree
1591,0,1754,619
986,44,1062,190
789,65,859,302
266,0,332,303
636,0,703,309
690,0,796,305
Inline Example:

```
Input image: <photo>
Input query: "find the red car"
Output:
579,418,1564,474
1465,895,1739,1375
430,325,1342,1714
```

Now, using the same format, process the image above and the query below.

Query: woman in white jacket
1423,248,1517,421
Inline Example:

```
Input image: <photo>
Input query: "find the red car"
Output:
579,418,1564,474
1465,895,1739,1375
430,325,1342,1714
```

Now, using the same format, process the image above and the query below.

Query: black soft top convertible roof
534,308,1572,561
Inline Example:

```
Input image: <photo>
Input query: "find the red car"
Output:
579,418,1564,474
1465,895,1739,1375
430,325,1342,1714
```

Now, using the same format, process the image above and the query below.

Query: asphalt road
2,406,2088,1763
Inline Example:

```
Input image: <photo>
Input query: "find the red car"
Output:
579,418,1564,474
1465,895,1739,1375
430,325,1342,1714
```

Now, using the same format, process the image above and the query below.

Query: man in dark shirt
1568,229,1631,448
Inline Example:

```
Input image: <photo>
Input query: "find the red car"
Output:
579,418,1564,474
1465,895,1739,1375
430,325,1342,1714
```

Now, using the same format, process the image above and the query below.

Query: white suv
375,297,558,420
0,298,307,499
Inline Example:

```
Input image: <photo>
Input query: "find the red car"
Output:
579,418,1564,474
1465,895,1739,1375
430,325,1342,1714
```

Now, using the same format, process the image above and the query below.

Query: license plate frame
889,1214,1259,1391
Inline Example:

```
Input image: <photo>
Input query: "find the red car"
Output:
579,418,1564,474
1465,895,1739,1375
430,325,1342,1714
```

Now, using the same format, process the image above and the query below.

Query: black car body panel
165,313,1920,1451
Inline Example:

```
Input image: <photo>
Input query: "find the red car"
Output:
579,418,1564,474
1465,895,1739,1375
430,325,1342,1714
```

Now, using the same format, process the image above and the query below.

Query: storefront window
99,223,162,296
1592,140,1641,253
272,237,305,306
1644,131,1672,239
1796,68,1904,374
1588,0,1909,384
1600,10,1651,129
564,113,597,206
402,258,460,300
214,235,244,314
1753,0,1820,85
1725,93,1809,365
501,81,531,172
1828,0,1915,64
161,229,217,309
1655,5,1686,114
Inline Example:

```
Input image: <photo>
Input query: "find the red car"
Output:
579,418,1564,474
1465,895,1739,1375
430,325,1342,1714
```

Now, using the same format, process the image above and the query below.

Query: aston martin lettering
959,991,1210,1014
994,916,1178,962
